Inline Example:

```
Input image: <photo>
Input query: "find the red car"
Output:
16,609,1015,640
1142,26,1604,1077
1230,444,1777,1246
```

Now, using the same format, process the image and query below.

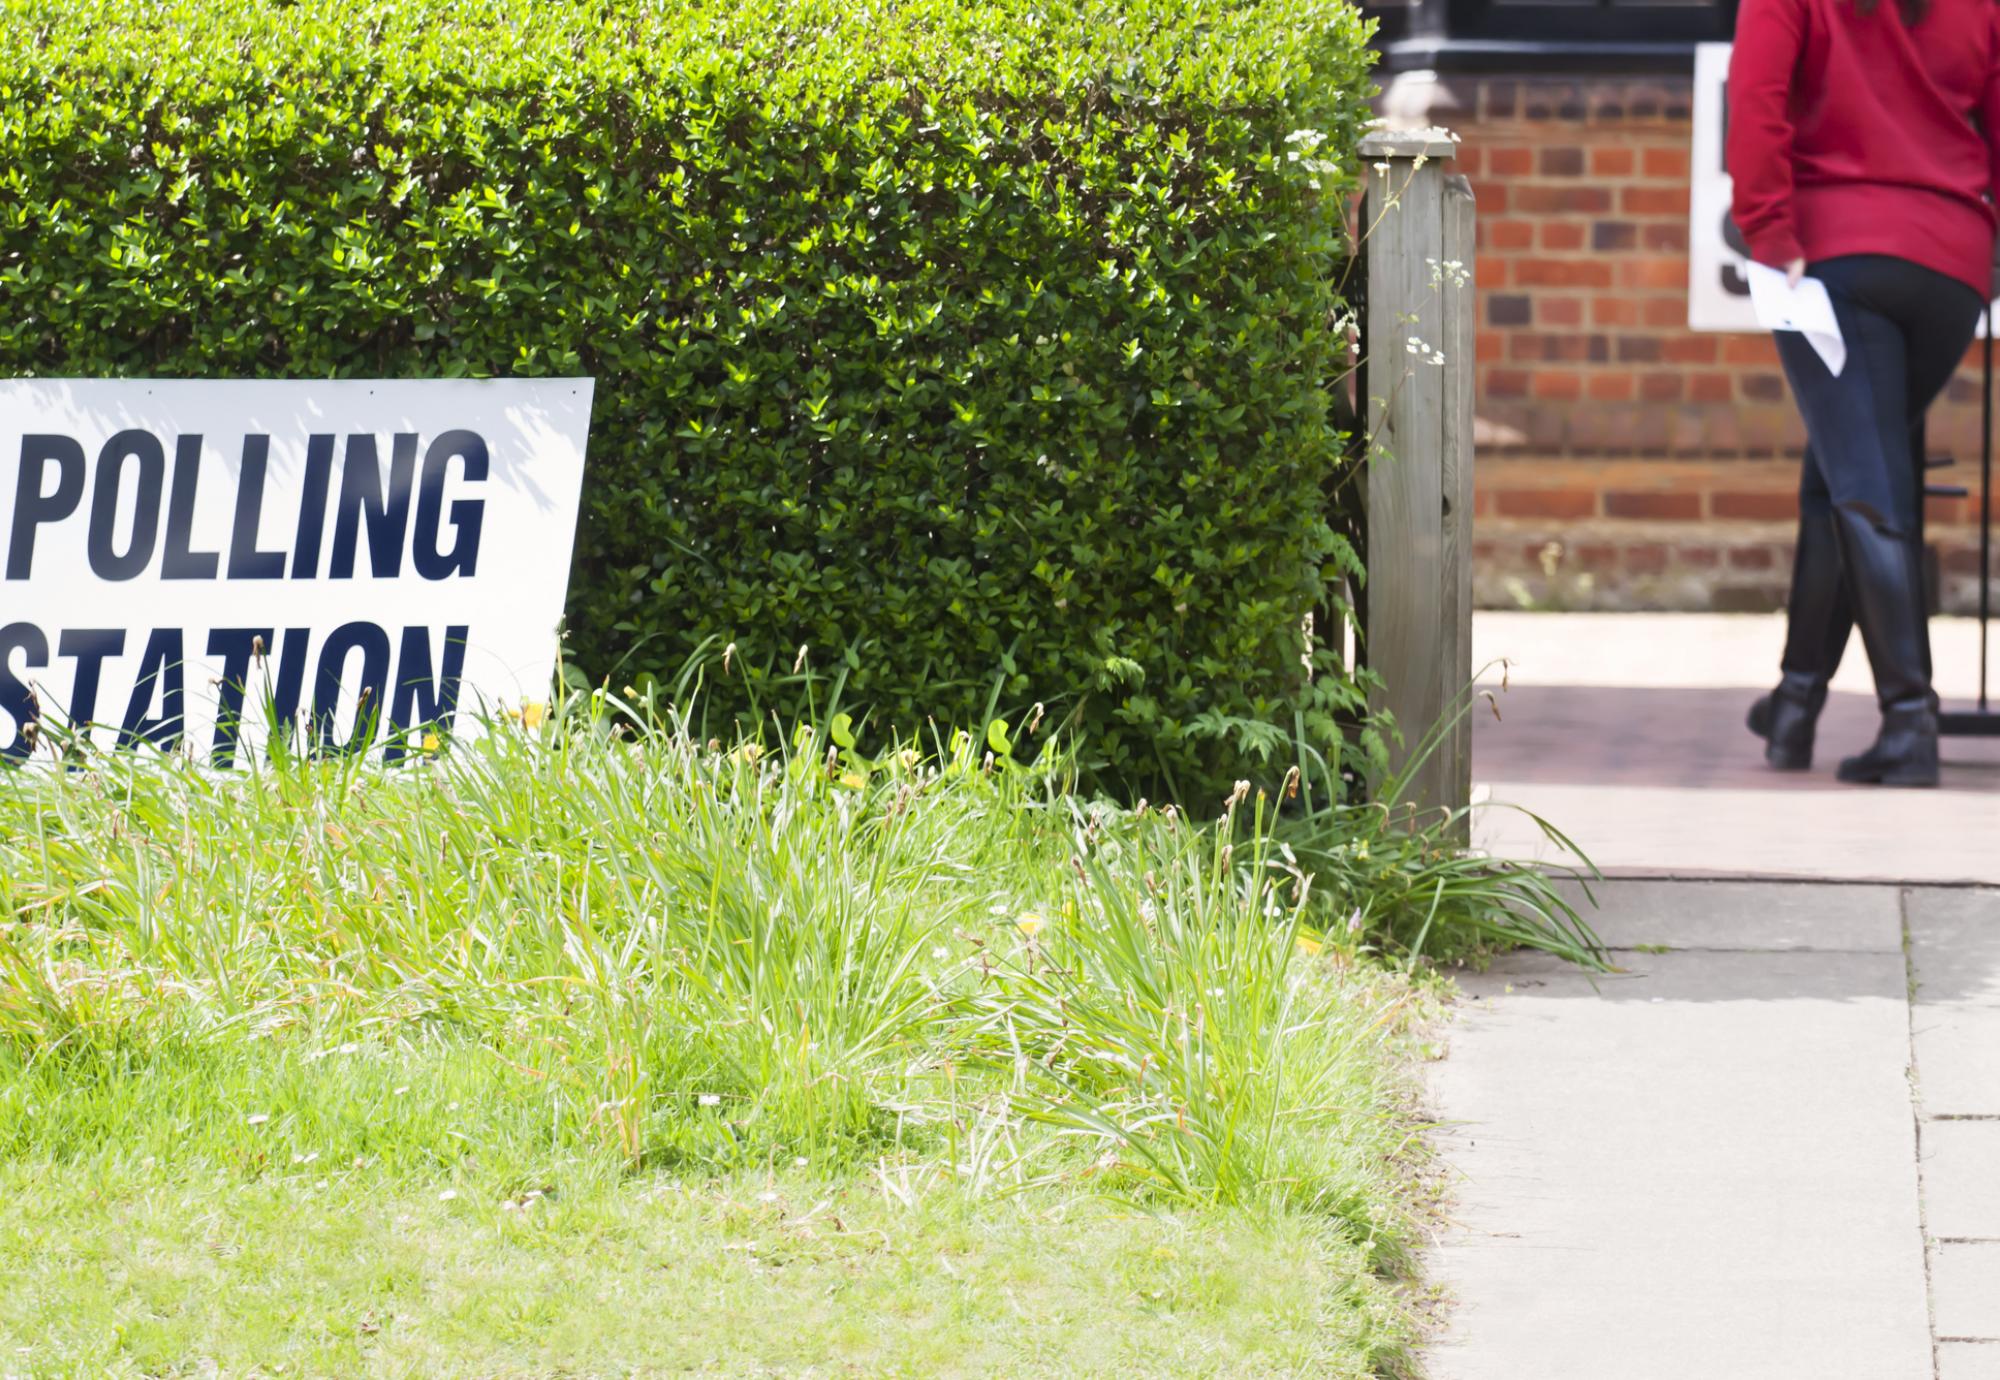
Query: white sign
0,378,593,764
1689,43,1756,332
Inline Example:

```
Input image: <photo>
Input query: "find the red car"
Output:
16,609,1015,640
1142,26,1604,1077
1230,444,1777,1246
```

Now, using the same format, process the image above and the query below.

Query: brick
1480,184,1509,216
1643,297,1689,327
1533,370,1584,401
1606,491,1702,520
1540,146,1586,177
1489,219,1535,251
1542,221,1586,252
1626,543,1670,575
1622,185,1691,217
1620,256,1691,290
1713,491,1798,520
1484,81,1521,120
1728,546,1778,570
1723,335,1780,366
1617,336,1663,363
1522,81,1585,121
1929,494,1969,526
1454,146,1484,178
1489,294,1532,327
1643,146,1691,180
1487,368,1530,398
1494,487,1598,519
1592,221,1639,252
1742,373,1788,401
1588,372,1637,401
1662,336,1719,364
1574,542,1621,573
1591,147,1637,178
1476,329,1505,363
1490,147,1533,177
1516,258,1614,289
1642,222,1691,253
1516,185,1614,215
1478,253,1510,289
1593,296,1639,328
1640,373,1684,402
1540,296,1585,328
1691,372,1734,403
1680,545,1721,569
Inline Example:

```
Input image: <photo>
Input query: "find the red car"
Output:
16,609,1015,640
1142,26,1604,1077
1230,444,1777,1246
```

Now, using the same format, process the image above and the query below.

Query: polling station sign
1688,43,1756,333
0,378,593,764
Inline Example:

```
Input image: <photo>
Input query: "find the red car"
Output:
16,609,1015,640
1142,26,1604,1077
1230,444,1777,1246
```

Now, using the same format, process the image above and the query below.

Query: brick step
1474,518,1995,615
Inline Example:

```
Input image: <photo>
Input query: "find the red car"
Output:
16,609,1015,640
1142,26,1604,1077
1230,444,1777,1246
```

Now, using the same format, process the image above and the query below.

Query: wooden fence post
1359,129,1475,838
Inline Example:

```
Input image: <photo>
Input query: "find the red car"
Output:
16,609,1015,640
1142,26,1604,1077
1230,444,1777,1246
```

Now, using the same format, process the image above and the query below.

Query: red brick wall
1382,71,1994,612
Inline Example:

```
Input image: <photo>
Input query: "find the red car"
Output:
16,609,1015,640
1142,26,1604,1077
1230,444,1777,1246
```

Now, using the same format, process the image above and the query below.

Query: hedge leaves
0,0,1377,799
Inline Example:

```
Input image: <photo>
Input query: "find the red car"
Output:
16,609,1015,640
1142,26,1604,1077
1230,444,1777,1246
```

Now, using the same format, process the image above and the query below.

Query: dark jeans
1774,255,1983,700
1778,256,1982,539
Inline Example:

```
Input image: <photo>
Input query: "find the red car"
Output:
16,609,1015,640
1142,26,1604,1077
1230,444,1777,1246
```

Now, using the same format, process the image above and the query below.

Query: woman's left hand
1785,257,1807,288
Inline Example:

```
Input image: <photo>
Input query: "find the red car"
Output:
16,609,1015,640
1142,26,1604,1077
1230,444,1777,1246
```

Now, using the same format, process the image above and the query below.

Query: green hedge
0,0,1378,800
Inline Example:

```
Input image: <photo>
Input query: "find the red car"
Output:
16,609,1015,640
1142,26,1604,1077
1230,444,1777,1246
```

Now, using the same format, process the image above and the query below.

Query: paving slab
1554,878,1902,952
1427,941,1930,1380
1934,1242,2000,1341
1923,1120,2000,1242
1906,889,2000,1116
1475,611,1990,699
1475,782,2000,884
1941,1342,2000,1380
1912,1008,2000,1119
1910,888,2000,1006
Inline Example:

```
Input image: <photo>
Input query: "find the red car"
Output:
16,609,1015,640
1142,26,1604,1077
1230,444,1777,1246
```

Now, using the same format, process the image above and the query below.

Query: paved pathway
1470,612,2000,882
1428,614,2000,1378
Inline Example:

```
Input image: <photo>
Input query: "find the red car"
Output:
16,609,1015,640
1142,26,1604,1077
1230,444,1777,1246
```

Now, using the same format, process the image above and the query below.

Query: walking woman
1728,0,2000,786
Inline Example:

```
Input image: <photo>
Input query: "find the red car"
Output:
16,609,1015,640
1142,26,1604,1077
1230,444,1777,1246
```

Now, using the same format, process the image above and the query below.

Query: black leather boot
1749,671,1829,770
1836,701,1941,786
1747,506,1853,769
1829,504,1940,788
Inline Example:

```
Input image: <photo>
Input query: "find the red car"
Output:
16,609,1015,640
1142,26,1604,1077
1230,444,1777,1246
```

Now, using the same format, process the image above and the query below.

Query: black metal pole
1983,315,1993,711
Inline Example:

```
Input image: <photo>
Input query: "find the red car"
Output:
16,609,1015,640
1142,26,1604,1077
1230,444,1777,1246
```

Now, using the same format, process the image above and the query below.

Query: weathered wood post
1359,129,1475,837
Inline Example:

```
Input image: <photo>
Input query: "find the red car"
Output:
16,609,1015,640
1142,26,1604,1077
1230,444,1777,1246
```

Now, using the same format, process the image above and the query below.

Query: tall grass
0,690,1592,1244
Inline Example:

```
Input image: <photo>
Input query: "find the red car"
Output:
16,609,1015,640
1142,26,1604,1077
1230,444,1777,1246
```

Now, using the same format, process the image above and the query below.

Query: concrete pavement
1431,619,2000,1377
1425,880,2000,1379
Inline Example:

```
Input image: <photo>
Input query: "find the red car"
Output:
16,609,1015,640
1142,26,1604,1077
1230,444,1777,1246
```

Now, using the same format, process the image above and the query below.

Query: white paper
1745,261,1846,377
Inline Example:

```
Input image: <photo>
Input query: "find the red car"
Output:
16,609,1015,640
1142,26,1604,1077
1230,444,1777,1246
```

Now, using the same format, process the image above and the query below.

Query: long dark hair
1855,0,1929,23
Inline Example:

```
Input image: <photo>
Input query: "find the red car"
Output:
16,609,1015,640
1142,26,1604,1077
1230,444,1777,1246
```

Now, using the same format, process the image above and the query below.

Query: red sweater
1728,0,2000,296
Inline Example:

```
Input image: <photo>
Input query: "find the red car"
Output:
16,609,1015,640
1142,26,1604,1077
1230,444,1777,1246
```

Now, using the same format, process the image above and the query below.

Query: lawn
0,699,1555,1376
